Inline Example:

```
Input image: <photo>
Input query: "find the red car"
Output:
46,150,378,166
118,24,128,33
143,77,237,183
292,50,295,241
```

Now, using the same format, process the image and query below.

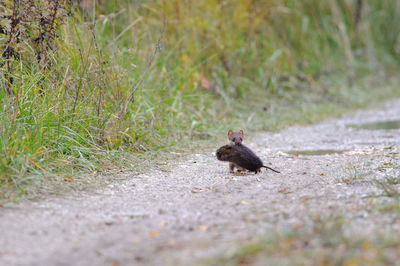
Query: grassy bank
1,0,400,199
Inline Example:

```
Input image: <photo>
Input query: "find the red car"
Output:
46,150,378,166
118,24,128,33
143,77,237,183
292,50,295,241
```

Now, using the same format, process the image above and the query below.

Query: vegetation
211,160,400,265
1,0,400,198
210,216,400,265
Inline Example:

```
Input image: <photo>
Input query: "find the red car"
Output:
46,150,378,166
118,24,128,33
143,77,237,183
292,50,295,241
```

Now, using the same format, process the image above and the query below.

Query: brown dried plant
0,0,71,95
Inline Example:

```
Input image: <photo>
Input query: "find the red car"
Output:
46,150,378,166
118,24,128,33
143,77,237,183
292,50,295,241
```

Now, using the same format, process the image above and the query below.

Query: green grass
1,0,400,200
336,165,371,184
371,167,400,214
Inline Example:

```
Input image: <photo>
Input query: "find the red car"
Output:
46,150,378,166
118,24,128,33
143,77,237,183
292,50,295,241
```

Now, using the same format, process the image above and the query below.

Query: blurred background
1,0,400,196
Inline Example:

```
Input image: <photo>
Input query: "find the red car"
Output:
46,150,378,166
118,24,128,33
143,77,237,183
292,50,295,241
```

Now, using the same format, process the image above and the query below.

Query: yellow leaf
240,200,253,205
25,155,45,171
344,257,359,266
33,146,43,158
361,241,371,250
278,189,292,194
235,173,245,176
148,231,160,237
384,162,393,166
159,221,167,227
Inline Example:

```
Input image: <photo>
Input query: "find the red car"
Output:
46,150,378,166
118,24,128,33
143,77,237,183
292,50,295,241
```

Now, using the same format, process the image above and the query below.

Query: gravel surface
1,100,400,266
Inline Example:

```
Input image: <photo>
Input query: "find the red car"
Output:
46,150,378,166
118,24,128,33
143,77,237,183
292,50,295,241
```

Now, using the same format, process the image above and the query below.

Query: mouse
216,144,280,174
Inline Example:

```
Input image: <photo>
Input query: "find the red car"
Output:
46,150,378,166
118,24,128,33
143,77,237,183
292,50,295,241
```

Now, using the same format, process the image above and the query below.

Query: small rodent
216,144,280,174
227,130,246,173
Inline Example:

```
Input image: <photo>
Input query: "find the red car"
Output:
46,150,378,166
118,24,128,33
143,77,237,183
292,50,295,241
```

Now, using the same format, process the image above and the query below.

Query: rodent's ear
228,130,233,139
239,130,244,138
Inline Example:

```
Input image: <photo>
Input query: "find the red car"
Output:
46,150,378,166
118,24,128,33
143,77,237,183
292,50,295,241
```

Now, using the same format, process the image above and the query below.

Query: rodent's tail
262,165,280,173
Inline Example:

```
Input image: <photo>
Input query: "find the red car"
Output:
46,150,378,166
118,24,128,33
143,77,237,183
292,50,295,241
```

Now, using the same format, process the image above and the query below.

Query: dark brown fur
216,144,280,174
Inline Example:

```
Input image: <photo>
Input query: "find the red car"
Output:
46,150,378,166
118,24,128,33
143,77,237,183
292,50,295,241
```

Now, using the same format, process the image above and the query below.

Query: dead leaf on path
344,257,359,266
199,225,208,232
135,256,144,262
317,173,325,176
159,221,168,227
384,162,393,166
234,173,245,176
240,200,254,205
300,196,311,202
191,187,203,193
148,231,160,237
110,260,119,266
361,241,371,250
278,188,292,194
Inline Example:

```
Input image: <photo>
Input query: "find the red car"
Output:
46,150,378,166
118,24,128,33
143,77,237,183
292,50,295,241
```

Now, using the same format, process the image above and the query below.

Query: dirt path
1,100,400,266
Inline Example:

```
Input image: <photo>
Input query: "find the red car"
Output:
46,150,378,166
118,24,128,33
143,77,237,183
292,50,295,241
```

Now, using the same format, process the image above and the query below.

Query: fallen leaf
300,196,311,202
191,187,203,193
135,256,144,262
317,173,325,176
278,189,292,194
159,221,168,227
240,200,254,205
344,257,359,266
110,260,119,266
384,162,393,166
361,241,371,250
234,173,245,176
148,231,160,237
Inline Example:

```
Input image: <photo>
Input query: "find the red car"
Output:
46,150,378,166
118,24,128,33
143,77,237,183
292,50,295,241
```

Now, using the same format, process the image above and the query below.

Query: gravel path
1,100,400,266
